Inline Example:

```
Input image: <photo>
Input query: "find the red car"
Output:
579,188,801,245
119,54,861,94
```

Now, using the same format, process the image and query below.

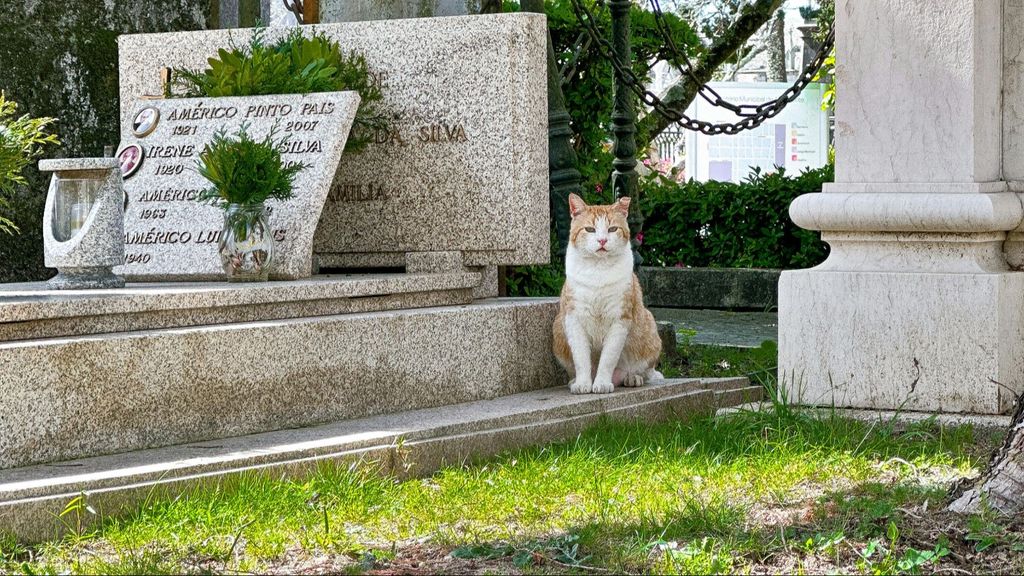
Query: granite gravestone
117,13,549,272
319,0,484,22
115,91,360,280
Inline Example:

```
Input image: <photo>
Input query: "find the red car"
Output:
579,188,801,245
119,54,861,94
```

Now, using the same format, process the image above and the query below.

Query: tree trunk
948,395,1024,515
767,9,786,82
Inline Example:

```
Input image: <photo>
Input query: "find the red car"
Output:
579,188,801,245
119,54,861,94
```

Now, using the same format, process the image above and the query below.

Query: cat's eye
608,226,619,232
585,227,596,233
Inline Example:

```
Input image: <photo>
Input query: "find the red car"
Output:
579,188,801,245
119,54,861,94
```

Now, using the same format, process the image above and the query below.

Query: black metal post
608,0,642,268
523,0,581,257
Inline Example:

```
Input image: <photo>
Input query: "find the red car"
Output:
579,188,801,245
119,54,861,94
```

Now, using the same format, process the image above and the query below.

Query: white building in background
648,0,828,182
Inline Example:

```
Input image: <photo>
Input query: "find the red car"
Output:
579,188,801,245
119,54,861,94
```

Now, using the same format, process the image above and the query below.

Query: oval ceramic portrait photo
132,106,160,138
116,144,144,179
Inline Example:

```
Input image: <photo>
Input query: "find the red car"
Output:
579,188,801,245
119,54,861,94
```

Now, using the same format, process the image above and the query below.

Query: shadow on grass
441,476,961,575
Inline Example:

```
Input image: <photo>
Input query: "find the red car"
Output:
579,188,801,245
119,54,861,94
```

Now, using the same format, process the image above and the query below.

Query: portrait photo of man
132,107,160,137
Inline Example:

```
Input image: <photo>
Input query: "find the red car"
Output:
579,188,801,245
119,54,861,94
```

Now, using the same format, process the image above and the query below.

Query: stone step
0,377,761,543
0,272,480,341
0,298,561,471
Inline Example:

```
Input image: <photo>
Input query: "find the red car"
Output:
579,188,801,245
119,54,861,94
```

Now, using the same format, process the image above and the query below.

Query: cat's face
567,194,631,259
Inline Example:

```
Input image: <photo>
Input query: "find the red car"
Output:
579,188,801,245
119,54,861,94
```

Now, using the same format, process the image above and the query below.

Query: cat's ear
615,196,631,217
568,193,587,218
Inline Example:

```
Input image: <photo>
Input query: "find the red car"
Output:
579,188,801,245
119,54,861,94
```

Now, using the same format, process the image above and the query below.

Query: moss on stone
0,1,210,281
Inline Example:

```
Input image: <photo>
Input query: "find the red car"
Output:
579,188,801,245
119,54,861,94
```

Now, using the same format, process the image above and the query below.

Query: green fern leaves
195,124,306,210
173,29,384,152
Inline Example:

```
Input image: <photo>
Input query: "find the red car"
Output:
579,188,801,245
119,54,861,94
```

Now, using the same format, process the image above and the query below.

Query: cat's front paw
569,378,593,394
623,374,645,388
591,379,614,394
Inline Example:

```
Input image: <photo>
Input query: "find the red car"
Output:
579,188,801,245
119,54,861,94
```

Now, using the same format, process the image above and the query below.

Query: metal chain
568,0,836,136
282,0,304,23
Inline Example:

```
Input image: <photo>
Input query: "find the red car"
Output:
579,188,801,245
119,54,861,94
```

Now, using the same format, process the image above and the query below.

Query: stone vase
218,203,274,282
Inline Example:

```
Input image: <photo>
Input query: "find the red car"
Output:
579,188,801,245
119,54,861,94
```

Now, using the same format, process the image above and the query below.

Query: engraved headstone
115,91,360,280
117,13,549,271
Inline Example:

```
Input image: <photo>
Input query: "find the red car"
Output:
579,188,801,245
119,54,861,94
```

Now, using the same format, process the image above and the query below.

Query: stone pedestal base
779,269,1024,414
48,267,124,290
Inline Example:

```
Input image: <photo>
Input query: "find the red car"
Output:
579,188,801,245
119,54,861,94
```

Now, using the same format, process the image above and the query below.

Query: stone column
779,0,1024,414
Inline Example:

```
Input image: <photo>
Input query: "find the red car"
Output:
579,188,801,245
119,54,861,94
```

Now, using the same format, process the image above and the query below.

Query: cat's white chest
574,288,624,342
567,265,631,346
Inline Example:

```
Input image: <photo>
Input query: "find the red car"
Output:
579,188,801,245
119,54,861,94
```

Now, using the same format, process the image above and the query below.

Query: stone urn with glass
195,125,305,281
38,158,126,289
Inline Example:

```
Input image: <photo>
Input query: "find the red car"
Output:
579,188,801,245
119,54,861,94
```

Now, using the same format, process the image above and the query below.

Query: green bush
639,165,832,269
173,28,385,152
195,124,304,209
0,92,59,234
506,165,832,297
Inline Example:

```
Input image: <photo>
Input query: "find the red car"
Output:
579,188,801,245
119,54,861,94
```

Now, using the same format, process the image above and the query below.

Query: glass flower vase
219,203,274,281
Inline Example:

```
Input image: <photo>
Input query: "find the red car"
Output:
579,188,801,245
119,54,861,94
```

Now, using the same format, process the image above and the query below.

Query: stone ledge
0,376,756,543
723,402,1012,429
823,182,1008,194
639,267,780,311
38,158,118,172
0,272,480,340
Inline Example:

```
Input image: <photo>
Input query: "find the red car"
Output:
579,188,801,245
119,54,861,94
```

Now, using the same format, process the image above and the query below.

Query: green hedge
639,164,832,270
506,164,833,297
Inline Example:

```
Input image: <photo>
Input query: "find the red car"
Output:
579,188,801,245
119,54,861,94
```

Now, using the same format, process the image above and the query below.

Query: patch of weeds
663,338,778,382
0,532,29,564
450,542,515,561
855,522,949,575
73,548,185,575
651,537,736,575
965,501,1024,553
451,534,591,570
801,530,846,558
299,491,366,556
57,494,99,544
814,482,943,539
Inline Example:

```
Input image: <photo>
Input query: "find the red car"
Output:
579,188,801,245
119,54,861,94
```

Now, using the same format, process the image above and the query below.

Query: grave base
0,288,563,470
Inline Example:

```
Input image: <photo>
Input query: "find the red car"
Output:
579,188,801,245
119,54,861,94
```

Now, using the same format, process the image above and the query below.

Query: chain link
568,0,835,136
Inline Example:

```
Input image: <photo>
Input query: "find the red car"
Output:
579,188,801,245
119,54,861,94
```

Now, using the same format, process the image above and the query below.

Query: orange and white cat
552,193,664,394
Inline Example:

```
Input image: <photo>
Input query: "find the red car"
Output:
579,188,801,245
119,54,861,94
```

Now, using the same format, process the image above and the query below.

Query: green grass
662,339,778,382
1,403,1005,575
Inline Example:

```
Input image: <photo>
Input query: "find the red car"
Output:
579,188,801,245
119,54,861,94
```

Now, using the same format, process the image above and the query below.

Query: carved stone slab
115,92,359,280
117,13,549,270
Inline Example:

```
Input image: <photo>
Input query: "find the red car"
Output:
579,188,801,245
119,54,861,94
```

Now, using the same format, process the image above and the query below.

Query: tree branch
638,0,784,140
724,41,767,80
